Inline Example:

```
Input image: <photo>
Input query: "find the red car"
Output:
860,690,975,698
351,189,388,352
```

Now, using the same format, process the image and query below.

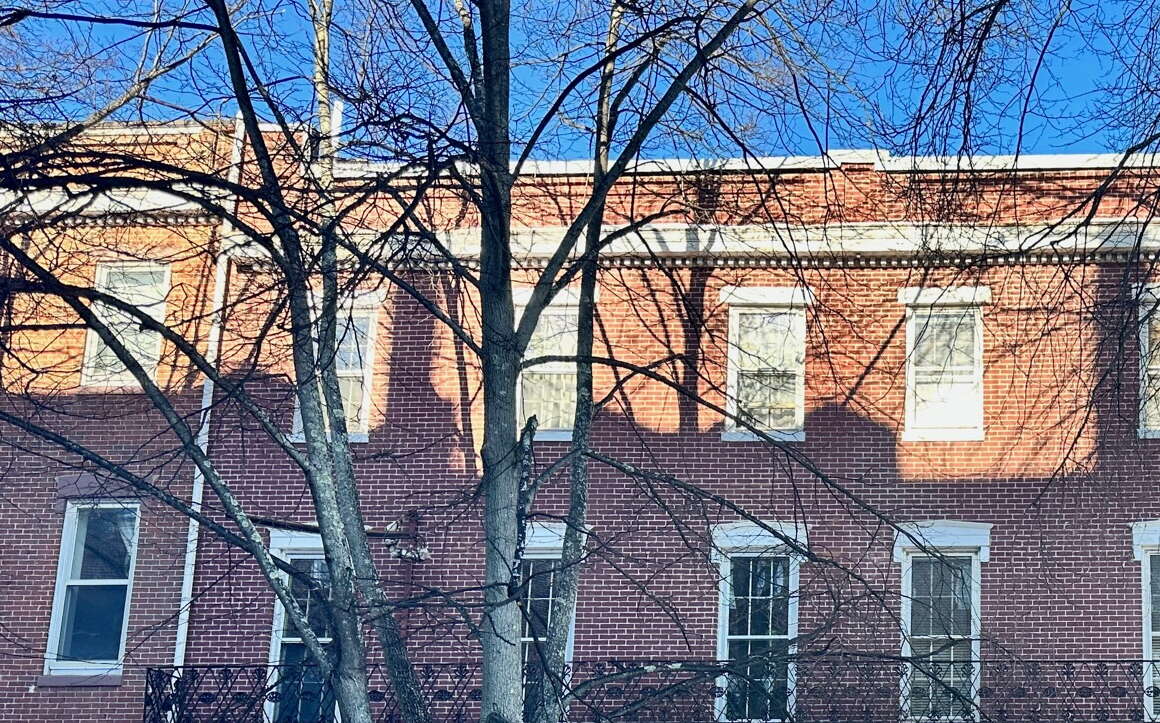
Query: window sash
903,555,980,721
81,263,168,386
292,307,376,437
906,308,983,433
727,308,806,433
1141,309,1160,430
46,502,139,674
271,554,335,723
519,303,579,432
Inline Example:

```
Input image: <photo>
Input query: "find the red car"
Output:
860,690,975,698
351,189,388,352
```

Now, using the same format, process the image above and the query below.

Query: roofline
336,149,1160,178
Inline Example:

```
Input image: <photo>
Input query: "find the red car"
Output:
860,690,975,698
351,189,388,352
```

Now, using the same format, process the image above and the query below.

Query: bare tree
6,0,1160,722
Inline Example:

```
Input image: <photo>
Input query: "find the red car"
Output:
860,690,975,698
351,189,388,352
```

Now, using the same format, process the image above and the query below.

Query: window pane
57,585,127,661
725,638,789,722
71,507,136,579
337,375,365,430
88,266,167,382
913,311,975,372
335,314,370,372
737,371,797,430
284,558,331,639
276,642,336,723
913,379,978,429
1148,314,1160,366
520,559,556,641
736,310,802,372
1151,555,1160,632
909,639,976,719
521,371,576,430
527,309,578,359
1144,373,1160,428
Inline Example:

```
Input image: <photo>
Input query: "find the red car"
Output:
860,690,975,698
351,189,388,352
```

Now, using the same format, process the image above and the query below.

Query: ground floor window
45,501,139,676
903,555,980,721
268,535,335,723
520,557,559,721
1144,551,1160,717
713,521,804,723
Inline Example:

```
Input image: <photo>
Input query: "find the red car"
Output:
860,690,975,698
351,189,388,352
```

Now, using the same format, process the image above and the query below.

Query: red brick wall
5,156,1160,719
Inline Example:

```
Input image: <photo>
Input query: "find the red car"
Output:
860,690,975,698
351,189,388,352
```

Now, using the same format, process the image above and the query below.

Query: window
1146,554,1160,717
720,287,812,442
713,520,805,722
81,263,169,387
723,556,792,721
1139,288,1160,436
267,532,335,723
895,521,989,722
520,557,558,720
1131,520,1160,716
519,522,572,722
45,501,139,676
518,292,579,440
292,305,377,441
899,287,989,441
904,556,977,720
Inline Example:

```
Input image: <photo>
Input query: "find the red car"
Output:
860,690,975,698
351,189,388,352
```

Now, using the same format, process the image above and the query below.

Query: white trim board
434,219,1160,259
719,285,815,306
893,520,993,562
898,286,992,306
712,520,808,554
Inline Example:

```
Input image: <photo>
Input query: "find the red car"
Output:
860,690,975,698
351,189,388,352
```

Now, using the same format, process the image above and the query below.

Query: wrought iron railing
143,657,1160,722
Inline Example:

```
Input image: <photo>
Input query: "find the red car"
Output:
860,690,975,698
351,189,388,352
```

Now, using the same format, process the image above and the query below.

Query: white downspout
171,115,245,667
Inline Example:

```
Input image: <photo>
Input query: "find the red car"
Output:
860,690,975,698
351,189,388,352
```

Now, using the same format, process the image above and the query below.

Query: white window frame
265,529,336,722
519,522,577,718
80,261,170,389
712,520,806,722
44,500,141,677
899,287,989,442
516,288,582,442
290,292,381,444
719,286,813,443
894,521,989,722
519,522,577,661
1132,520,1160,720
1138,285,1160,438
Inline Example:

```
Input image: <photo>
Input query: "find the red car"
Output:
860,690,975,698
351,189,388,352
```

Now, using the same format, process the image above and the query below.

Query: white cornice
438,219,1160,259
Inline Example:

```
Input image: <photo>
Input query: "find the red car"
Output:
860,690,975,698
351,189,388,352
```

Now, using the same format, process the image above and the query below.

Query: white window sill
289,432,370,444
1139,427,1160,439
77,381,147,392
534,429,573,442
721,428,805,443
902,427,984,442
42,663,123,682
37,672,122,688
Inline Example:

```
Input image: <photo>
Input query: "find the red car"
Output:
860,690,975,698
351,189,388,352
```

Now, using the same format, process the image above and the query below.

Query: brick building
4,124,1160,721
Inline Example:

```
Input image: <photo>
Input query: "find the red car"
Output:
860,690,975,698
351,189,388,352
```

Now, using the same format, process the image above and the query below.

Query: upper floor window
518,289,579,441
720,286,813,442
81,263,169,387
899,287,990,441
45,501,139,676
292,300,378,442
1139,287,1160,437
